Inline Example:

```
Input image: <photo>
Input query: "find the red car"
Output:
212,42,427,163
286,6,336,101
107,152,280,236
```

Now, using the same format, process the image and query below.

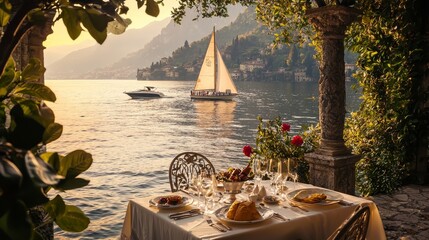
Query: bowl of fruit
216,165,252,201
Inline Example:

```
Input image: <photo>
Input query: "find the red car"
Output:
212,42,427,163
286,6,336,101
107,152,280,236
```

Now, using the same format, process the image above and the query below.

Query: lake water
45,80,360,239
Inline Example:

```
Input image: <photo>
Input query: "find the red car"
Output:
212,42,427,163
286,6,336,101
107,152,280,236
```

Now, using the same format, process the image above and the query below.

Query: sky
44,0,179,48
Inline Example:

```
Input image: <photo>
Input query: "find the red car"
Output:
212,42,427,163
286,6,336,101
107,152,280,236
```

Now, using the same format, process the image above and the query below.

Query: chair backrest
329,205,371,240
169,152,216,192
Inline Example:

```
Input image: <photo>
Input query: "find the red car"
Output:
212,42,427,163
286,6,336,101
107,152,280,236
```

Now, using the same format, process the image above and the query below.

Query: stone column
12,11,54,84
304,6,361,195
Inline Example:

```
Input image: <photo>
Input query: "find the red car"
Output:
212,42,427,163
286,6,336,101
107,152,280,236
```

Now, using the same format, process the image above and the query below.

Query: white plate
214,205,275,224
149,196,193,209
286,188,344,207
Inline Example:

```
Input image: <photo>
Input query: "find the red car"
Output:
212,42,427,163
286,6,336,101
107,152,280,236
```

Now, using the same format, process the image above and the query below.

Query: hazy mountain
44,40,94,66
75,6,246,79
45,17,170,79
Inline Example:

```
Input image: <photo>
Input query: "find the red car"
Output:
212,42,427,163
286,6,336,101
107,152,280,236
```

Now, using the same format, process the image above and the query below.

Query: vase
222,181,245,204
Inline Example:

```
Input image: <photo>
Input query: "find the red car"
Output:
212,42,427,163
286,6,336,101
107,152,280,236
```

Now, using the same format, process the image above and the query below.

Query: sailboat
190,27,238,101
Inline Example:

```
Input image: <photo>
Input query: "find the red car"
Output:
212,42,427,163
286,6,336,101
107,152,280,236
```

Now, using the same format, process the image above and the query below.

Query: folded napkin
248,185,267,201
258,186,267,199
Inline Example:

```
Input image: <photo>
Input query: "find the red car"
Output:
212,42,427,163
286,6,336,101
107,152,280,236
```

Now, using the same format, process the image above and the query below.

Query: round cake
226,200,262,221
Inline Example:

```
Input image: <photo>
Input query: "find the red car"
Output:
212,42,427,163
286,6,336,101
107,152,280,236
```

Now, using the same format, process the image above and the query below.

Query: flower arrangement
244,116,320,182
254,115,313,160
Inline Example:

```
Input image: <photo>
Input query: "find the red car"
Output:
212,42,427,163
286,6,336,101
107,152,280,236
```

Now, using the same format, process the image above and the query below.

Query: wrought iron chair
328,205,371,240
168,152,216,192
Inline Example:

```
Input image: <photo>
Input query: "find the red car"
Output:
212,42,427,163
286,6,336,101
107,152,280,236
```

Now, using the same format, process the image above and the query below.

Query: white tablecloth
121,182,386,240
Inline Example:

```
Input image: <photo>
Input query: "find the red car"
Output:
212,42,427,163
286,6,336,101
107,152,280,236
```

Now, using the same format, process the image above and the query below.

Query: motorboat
124,86,164,98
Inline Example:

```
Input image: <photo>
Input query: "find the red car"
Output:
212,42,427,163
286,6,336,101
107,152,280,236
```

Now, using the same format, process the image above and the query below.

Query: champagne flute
253,158,262,186
199,170,213,213
256,159,268,183
189,175,200,206
276,175,288,200
267,159,277,194
286,158,299,190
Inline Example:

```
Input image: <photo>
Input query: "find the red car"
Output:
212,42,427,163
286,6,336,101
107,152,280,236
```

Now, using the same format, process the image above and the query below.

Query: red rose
291,135,303,146
282,123,291,132
242,145,253,157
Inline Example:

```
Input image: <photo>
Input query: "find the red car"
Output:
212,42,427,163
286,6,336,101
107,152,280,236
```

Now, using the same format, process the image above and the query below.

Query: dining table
120,181,386,240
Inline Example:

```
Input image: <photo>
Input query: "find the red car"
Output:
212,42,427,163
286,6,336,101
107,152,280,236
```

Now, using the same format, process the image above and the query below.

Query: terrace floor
370,185,429,240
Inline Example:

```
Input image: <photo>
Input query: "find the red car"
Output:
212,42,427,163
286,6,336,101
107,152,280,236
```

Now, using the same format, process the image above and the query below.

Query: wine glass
255,159,268,186
189,175,200,206
286,163,299,190
198,171,214,213
275,175,288,200
267,159,277,194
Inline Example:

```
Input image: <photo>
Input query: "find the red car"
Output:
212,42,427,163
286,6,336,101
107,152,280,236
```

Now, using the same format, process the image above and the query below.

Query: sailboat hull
191,93,237,101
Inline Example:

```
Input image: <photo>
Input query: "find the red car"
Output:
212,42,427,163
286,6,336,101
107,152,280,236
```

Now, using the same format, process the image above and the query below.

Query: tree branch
0,3,34,75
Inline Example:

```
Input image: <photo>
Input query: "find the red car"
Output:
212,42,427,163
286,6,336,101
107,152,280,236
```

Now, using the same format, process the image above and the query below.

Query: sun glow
44,0,178,48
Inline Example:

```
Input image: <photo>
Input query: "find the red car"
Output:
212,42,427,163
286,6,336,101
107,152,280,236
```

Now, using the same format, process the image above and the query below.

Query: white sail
215,46,238,94
191,27,238,100
194,32,216,91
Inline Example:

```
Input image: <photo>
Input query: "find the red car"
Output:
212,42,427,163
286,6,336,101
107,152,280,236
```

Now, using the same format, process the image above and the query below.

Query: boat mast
213,26,217,92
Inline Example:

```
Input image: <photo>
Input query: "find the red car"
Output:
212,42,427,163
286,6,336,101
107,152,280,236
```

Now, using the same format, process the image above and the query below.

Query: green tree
0,0,161,75
287,44,300,68
0,0,162,238
345,0,428,195
171,0,428,195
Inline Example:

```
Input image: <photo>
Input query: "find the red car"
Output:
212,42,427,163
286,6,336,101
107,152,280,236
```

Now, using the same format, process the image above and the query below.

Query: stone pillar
12,11,54,84
305,6,361,195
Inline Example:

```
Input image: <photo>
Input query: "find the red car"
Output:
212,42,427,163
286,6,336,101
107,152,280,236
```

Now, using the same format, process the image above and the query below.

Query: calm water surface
45,80,360,239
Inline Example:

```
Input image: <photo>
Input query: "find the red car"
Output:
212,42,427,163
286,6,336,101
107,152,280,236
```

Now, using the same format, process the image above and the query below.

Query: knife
205,216,226,232
169,209,199,218
215,220,232,231
171,212,201,220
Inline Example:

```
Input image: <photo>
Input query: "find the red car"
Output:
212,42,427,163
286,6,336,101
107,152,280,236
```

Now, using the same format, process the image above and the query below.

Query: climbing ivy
345,0,426,196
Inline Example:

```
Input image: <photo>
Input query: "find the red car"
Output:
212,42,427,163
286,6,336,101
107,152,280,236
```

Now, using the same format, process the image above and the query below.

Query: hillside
84,6,246,79
138,7,329,82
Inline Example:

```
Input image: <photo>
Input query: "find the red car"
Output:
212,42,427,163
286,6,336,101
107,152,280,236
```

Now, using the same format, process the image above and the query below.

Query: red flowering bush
252,116,315,160
242,145,253,157
291,135,304,146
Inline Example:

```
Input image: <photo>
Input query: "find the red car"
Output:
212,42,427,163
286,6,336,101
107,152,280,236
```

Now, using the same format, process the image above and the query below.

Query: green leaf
13,82,56,102
78,8,108,44
27,8,47,26
43,123,63,144
145,0,159,17
44,195,66,220
7,104,45,149
40,152,61,172
56,178,90,191
0,58,16,89
62,7,82,40
55,205,90,232
0,0,11,27
61,150,92,179
0,201,33,240
25,151,63,186
0,158,23,191
21,58,45,81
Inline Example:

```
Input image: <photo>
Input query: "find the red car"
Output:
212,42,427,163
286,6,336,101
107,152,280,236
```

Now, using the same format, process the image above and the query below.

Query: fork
288,202,309,212
273,213,289,221
204,216,226,232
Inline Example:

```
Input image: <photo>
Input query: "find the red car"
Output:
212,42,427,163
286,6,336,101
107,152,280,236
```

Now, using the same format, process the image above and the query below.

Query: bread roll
226,201,262,221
